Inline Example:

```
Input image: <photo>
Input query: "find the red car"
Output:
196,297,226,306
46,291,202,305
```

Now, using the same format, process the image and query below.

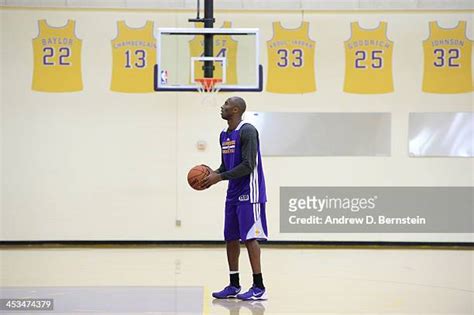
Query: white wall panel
126,0,185,9
417,0,474,10
359,0,418,10
65,0,126,8
242,0,302,10
0,7,472,242
409,113,474,157
245,112,391,156
184,0,243,10
301,0,358,10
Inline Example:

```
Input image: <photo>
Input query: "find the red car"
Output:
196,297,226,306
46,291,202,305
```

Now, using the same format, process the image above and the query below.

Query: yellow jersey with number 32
188,21,237,84
343,22,394,94
422,21,473,94
32,19,83,92
266,21,316,94
111,21,156,93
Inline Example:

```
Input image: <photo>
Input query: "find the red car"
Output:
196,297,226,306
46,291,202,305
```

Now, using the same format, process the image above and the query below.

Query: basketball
187,165,210,190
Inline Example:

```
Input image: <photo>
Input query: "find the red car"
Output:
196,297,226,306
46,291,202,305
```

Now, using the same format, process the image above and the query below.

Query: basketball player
201,96,268,301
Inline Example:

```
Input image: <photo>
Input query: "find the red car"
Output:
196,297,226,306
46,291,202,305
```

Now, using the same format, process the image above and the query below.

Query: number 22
43,47,71,65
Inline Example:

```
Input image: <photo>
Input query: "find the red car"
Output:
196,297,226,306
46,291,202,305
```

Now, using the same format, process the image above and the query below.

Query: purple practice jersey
220,122,267,204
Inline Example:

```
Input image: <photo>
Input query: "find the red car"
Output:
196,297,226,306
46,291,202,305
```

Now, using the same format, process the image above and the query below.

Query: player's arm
219,124,257,180
201,162,225,176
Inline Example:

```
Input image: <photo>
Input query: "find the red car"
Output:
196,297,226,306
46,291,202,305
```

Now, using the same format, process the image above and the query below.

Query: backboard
154,28,262,92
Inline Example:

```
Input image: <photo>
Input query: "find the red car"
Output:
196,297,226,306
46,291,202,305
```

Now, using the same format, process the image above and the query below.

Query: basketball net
195,78,222,107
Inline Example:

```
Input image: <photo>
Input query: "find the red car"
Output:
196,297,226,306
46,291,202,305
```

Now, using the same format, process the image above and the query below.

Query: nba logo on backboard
160,70,168,84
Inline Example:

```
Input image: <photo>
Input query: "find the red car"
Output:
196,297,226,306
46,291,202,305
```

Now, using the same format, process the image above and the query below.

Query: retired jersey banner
32,19,83,92
280,187,473,233
266,21,316,93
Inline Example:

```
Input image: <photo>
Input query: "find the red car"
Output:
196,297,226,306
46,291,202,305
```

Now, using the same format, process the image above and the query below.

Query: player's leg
212,203,242,299
226,239,240,272
225,204,242,289
244,239,261,274
235,203,268,300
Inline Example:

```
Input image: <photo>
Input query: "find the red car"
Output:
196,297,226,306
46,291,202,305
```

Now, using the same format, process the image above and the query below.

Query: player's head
221,96,246,120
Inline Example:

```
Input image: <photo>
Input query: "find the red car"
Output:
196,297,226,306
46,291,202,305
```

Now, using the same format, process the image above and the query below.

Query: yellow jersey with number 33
266,21,316,94
343,22,394,94
32,20,83,92
111,21,156,93
422,21,473,94
188,21,237,85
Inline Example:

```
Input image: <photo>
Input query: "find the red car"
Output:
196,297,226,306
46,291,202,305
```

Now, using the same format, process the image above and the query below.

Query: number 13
125,49,146,68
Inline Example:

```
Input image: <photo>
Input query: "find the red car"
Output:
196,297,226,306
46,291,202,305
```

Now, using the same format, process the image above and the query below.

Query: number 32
433,48,460,67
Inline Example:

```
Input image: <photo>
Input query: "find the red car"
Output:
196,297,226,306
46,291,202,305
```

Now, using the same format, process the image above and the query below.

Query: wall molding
1,240,473,249
1,0,473,11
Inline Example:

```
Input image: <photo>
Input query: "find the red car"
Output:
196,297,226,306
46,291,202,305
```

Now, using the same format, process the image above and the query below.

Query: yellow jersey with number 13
422,21,472,94
32,19,83,92
343,22,394,94
111,21,156,93
266,21,316,94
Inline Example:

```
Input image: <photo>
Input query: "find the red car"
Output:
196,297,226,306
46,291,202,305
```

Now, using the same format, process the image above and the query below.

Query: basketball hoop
195,78,222,93
195,78,222,107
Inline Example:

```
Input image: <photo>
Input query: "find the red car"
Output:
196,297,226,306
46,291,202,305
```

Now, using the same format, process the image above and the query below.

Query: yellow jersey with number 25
343,22,394,94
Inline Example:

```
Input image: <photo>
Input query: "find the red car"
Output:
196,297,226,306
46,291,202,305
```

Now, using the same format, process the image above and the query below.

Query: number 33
277,49,304,68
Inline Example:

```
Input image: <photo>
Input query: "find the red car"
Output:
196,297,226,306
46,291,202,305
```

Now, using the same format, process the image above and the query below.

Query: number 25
355,50,383,69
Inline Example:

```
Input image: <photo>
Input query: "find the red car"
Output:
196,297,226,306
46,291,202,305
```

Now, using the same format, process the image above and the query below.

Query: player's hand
200,164,213,173
201,171,222,189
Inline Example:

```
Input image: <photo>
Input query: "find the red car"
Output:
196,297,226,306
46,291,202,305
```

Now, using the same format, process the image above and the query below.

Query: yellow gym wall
1,7,472,242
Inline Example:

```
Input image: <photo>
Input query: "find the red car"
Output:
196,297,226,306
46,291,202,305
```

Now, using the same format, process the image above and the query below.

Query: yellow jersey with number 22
32,19,83,92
